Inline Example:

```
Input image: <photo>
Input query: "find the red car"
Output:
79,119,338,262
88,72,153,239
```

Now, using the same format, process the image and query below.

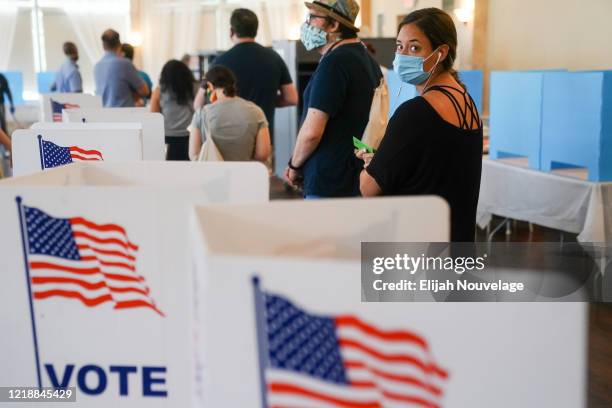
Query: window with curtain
1,0,129,101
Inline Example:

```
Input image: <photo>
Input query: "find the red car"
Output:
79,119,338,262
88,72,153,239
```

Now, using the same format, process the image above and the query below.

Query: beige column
472,0,489,115
130,0,143,69
360,0,372,35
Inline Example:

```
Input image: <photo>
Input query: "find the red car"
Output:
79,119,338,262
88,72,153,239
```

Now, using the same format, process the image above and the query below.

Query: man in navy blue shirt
194,8,298,143
94,29,149,107
284,0,382,198
51,42,82,93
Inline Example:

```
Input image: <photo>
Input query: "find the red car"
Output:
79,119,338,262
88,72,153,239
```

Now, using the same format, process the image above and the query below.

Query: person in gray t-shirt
151,59,197,161
189,66,270,162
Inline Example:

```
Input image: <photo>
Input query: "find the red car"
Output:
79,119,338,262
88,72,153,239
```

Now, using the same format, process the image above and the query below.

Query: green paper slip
353,137,376,153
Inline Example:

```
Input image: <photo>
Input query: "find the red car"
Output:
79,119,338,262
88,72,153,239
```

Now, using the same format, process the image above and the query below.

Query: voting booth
459,70,484,113
40,94,102,123
387,70,484,118
191,198,587,408
541,70,612,181
12,126,143,176
387,69,418,117
0,162,269,407
63,108,165,161
488,71,552,169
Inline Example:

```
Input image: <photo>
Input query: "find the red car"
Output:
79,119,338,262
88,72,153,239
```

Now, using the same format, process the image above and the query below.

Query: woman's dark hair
204,66,237,97
159,59,196,105
398,8,464,88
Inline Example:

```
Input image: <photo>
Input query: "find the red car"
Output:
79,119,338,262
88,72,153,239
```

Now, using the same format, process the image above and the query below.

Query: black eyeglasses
306,14,328,24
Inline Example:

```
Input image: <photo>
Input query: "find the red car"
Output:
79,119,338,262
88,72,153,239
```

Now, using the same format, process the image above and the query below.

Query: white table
477,157,612,243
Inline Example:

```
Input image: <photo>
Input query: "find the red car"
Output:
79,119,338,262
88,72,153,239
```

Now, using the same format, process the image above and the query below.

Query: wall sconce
454,7,473,24
127,31,143,47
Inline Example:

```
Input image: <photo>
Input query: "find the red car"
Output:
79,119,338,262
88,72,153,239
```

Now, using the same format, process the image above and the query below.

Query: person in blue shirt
121,43,153,106
94,29,149,107
284,0,382,198
0,73,15,133
51,42,83,93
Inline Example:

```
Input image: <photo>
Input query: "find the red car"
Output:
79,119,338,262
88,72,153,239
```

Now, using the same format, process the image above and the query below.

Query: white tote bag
361,75,389,150
198,108,224,162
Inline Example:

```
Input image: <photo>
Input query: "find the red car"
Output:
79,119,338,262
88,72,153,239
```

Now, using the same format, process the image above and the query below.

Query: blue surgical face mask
393,49,441,85
300,22,328,51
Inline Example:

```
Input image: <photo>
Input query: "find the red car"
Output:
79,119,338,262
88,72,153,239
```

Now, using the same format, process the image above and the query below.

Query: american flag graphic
38,136,104,169
51,99,79,122
19,201,164,316
256,286,448,408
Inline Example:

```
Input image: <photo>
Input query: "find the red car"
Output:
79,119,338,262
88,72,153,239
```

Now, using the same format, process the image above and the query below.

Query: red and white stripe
52,102,79,122
266,316,447,408
29,216,163,316
69,146,104,161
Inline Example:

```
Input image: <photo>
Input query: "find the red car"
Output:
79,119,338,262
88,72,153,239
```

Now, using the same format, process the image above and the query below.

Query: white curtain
0,3,18,70
139,0,305,81
61,0,130,69
140,0,205,86
222,0,303,46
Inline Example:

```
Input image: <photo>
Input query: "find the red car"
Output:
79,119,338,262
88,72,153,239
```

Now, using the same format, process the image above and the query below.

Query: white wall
7,9,35,95
486,0,612,70
42,8,96,94
371,0,442,38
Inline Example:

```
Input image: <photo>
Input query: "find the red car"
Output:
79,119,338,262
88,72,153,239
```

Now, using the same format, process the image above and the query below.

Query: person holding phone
358,8,483,242
284,0,382,199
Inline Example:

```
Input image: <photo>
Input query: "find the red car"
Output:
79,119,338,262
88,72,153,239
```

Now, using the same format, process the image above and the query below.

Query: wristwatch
288,157,302,171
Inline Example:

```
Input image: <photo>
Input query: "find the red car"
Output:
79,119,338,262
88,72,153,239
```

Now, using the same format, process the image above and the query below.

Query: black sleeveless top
366,85,483,242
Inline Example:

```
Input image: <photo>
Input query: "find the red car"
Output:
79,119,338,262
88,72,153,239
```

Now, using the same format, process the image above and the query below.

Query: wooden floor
482,218,611,408
269,177,612,407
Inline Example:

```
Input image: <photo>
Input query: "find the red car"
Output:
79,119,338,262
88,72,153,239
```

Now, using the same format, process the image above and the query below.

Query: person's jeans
0,105,6,133
165,136,189,161
304,195,322,200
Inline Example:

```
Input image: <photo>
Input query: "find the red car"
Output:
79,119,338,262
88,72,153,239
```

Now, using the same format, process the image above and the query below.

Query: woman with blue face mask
284,0,383,199
358,8,483,242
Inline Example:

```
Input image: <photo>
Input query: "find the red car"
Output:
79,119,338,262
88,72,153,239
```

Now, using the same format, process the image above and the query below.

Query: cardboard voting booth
191,198,586,408
489,71,550,169
541,70,612,181
0,162,269,407
1,71,25,105
40,94,102,123
386,70,418,117
37,72,56,95
387,70,484,118
12,127,143,176
459,70,484,113
63,108,164,161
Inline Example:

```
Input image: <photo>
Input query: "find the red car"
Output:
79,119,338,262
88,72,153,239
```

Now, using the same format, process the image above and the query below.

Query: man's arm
1,75,14,111
135,83,149,98
193,87,206,110
0,129,11,152
276,83,298,107
290,108,328,167
125,63,149,98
